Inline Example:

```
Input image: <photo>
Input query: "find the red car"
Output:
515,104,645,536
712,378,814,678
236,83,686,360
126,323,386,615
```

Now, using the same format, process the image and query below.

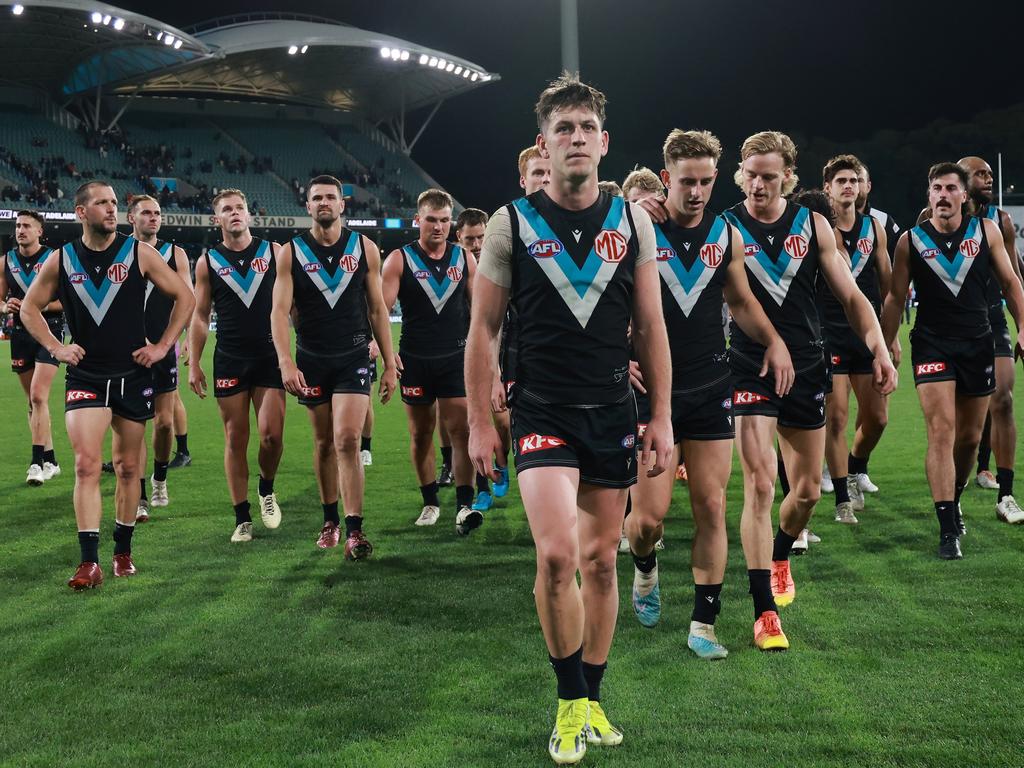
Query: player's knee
259,430,281,452
536,547,577,585
692,495,726,529
112,456,140,483
748,470,776,506
28,389,48,412
74,455,101,483
630,509,663,541
333,429,360,455
313,435,334,461
410,427,434,449
825,410,847,436
153,410,173,435
991,387,1013,418
579,549,617,590
790,481,821,510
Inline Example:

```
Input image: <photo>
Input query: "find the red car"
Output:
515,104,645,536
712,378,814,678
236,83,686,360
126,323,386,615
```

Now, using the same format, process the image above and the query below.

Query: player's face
77,186,118,235
740,152,789,212
215,196,250,235
520,156,551,194
307,183,345,224
856,168,871,209
825,170,860,207
928,174,967,222
663,156,717,216
457,223,485,257
129,203,162,238
418,205,452,246
14,215,42,248
538,107,608,185
965,163,994,203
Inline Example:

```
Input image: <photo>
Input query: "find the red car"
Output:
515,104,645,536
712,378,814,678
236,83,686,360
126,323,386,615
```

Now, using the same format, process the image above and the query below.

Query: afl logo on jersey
529,239,563,258
107,263,128,284
594,230,628,263
959,239,979,258
303,262,321,273
700,243,724,268
784,234,808,260
446,266,463,282
857,238,873,254
656,247,676,261
217,266,233,276
743,243,761,257
251,257,269,273
414,270,430,280
340,254,360,273
921,248,940,260
70,272,88,284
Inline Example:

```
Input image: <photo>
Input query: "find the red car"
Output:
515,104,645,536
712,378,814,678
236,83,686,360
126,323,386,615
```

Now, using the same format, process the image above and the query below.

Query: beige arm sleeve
631,203,656,267
476,206,514,288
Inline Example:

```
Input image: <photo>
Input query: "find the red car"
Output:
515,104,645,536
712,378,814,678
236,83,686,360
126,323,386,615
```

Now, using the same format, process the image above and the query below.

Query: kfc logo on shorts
250,257,269,274
636,423,648,439
831,354,841,365
721,398,732,409
784,234,809,260
621,433,636,449
529,239,563,258
915,362,947,375
70,272,88,284
656,247,676,261
402,385,424,397
11,358,25,367
959,239,980,258
519,434,567,454
215,377,240,390
734,390,769,405
594,230,628,263
301,385,323,397
303,262,321,273
744,243,761,257
921,248,940,260
700,243,724,268
217,266,233,276
66,390,97,402
107,263,128,284
857,238,873,255
446,266,463,282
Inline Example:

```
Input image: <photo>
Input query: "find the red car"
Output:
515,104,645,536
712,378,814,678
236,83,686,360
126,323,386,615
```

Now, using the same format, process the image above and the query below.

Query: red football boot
317,522,340,549
112,553,137,577
344,530,373,561
68,562,103,590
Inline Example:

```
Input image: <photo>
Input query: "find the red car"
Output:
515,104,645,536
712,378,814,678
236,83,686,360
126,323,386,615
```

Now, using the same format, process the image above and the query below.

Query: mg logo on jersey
744,243,761,257
594,230,628,263
300,385,323,397
959,239,980,258
529,239,563,258
700,243,724,268
446,266,463,282
107,263,128,283
340,254,360,273
784,234,808,259
401,385,424,397
251,257,269,273
734,390,769,405
303,262,321,273
33,263,44,274
70,272,88,284
915,362,947,375
518,434,567,454
857,238,873,255
215,377,239,390
921,248,940,260
656,247,676,261
66,390,97,402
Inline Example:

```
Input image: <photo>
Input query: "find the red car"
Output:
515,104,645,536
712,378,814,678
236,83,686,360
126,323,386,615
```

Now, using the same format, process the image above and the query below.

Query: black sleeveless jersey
653,213,732,388
817,213,881,332
499,305,518,377
979,204,1007,308
58,233,146,375
5,246,60,320
724,201,823,366
507,190,637,405
205,238,276,358
144,240,176,343
289,230,370,356
396,240,468,358
908,216,991,339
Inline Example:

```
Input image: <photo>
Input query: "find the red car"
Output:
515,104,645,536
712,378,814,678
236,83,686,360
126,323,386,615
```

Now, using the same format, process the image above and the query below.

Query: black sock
632,549,657,574
113,521,134,555
43,448,56,465
153,460,169,482
322,501,340,526
440,445,452,469
258,475,274,497
954,482,966,507
777,454,790,497
78,531,100,564
692,583,723,625
835,476,850,504
772,526,798,561
456,484,474,509
977,414,992,472
360,436,371,452
31,444,44,466
234,500,252,525
996,467,1014,500
748,569,777,619
549,647,588,701
935,501,957,536
476,473,490,493
344,515,363,537
581,661,606,702
420,482,440,507
848,453,868,476
175,433,189,454
139,478,146,498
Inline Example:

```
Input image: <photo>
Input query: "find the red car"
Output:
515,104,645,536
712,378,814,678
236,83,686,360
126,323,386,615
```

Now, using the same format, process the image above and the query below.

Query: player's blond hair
417,188,453,212
622,167,663,199
733,131,799,195
129,194,159,213
598,180,623,197
662,129,722,166
212,188,247,212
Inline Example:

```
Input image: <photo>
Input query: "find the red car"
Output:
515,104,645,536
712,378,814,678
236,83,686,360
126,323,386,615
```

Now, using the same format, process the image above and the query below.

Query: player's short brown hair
307,175,344,197
212,188,247,212
456,208,488,231
734,131,799,195
535,72,607,132
662,129,722,166
74,180,114,207
416,188,453,212
518,146,543,177
622,167,663,199
15,210,44,227
822,154,864,186
928,162,968,188
129,194,159,213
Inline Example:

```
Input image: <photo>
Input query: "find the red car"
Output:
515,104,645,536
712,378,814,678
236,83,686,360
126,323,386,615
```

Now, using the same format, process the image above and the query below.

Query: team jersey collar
403,242,465,314
6,246,52,294
207,239,272,308
62,236,136,325
911,216,981,297
292,231,363,309
724,202,812,306
653,215,728,317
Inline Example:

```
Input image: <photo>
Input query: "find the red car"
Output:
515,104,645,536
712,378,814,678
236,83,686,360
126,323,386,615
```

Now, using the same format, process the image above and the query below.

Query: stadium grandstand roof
1,4,499,126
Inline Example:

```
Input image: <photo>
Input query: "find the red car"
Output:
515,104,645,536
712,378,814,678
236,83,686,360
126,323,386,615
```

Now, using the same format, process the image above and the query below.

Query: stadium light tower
561,0,579,74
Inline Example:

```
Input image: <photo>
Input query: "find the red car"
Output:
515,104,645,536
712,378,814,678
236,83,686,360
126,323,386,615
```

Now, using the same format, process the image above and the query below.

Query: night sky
126,0,1024,217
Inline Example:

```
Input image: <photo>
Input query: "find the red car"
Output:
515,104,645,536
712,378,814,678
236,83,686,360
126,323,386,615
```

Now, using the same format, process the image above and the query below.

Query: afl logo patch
656,247,675,261
414,270,430,280
721,398,732,409
529,239,563,258
446,266,463,282
250,257,269,273
594,229,628,263
744,243,761,257
921,248,940,260
217,266,233,276
857,238,873,254
700,243,724,268
784,234,808,259
621,433,636,449
107,263,128,283
303,262,321,273
9,267,20,274
142,387,154,397
959,239,979,258
70,272,88,284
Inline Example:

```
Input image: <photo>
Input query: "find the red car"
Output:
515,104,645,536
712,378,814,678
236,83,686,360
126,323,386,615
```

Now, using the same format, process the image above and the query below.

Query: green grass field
1,321,1022,768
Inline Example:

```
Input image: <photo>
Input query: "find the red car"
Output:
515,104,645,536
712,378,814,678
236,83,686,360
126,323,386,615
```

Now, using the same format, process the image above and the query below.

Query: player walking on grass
189,189,286,543
20,181,193,589
468,74,673,764
271,175,397,558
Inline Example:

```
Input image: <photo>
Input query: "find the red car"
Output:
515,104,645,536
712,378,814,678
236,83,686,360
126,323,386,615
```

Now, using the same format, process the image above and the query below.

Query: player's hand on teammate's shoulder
635,193,668,224
628,359,646,394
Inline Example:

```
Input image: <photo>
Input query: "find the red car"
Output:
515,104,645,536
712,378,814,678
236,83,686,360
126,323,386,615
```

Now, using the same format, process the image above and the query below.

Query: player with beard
726,132,896,648
882,163,1024,557
1,210,63,486
20,181,193,589
189,189,286,543
468,75,673,763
